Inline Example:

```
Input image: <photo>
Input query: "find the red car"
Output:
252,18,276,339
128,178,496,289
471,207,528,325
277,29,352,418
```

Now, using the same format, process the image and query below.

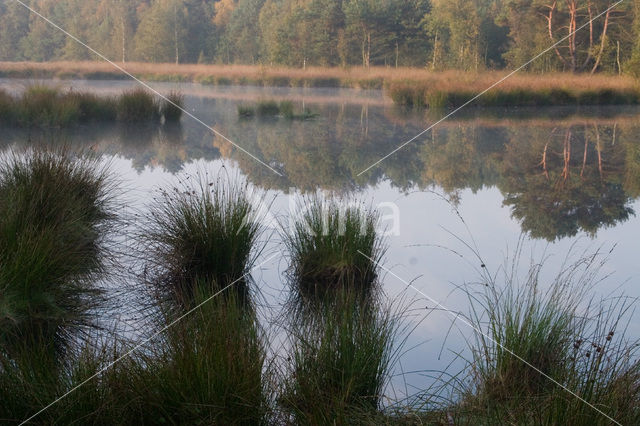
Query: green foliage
285,197,385,303
388,84,640,109
143,173,264,309
458,248,640,425
116,88,159,123
122,291,270,425
238,104,256,118
0,149,114,357
256,100,280,117
282,292,397,424
160,90,184,123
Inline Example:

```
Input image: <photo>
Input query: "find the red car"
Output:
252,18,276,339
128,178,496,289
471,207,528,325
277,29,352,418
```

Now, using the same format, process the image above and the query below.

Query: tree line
1,0,640,73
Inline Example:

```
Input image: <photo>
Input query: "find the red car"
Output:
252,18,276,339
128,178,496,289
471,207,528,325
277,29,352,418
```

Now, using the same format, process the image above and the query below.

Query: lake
1,78,639,402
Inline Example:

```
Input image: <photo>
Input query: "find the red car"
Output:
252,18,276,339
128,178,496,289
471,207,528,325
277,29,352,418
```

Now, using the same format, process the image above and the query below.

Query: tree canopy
1,0,639,73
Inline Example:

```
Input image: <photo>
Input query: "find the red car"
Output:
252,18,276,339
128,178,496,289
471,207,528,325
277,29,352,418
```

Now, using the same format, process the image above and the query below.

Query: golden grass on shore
1,61,639,107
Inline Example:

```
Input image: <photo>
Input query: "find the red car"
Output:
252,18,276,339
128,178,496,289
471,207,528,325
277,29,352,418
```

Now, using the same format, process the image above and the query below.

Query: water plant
453,248,640,425
256,100,280,117
116,88,160,123
0,148,116,357
160,91,184,123
284,197,385,303
281,291,398,424
142,173,264,309
238,105,255,118
124,290,270,425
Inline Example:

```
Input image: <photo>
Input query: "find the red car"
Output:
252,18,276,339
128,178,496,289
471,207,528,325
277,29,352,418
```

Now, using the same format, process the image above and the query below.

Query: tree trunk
591,6,611,74
174,3,179,65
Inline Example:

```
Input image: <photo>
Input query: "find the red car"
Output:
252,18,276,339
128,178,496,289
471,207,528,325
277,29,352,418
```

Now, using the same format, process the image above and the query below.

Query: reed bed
284,197,385,304
388,82,640,108
0,85,183,127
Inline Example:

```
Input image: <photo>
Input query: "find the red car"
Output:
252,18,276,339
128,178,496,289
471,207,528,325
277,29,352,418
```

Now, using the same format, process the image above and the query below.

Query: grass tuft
456,246,640,425
285,197,385,304
282,291,397,424
142,173,264,309
160,91,184,123
0,148,115,357
116,88,160,123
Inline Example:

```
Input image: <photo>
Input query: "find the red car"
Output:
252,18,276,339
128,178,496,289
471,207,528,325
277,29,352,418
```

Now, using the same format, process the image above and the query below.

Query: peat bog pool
2,78,640,409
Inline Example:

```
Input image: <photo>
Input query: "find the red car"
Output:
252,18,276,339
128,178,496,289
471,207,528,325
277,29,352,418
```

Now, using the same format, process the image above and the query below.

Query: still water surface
1,79,639,400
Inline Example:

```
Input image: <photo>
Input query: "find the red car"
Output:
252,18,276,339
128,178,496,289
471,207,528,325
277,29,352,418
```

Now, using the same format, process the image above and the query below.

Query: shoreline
1,61,640,108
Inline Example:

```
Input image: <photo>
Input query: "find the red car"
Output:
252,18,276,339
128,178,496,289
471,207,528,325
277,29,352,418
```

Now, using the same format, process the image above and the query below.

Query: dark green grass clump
453,250,640,425
238,104,256,118
285,197,385,303
122,290,270,425
0,149,115,356
143,174,264,309
116,88,160,123
282,291,397,424
159,90,184,123
238,99,317,120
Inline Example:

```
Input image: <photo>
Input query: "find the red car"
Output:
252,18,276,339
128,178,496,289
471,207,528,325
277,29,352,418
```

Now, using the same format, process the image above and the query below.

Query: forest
2,0,640,74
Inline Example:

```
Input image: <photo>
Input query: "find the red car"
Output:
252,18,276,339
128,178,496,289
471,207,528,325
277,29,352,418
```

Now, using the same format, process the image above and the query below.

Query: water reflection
0,93,639,241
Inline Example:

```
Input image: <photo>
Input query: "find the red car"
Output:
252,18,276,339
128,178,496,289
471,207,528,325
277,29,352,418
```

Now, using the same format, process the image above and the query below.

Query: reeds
0,148,119,423
142,173,264,309
116,88,159,123
285,197,385,304
387,82,640,109
0,85,183,127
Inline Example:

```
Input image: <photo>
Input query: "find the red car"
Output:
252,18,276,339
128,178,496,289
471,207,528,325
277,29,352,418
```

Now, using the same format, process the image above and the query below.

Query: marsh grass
0,149,115,357
281,291,398,424
0,85,181,127
0,340,125,424
454,247,640,425
160,91,184,123
116,88,159,123
143,173,264,310
256,100,280,117
388,83,640,109
238,104,256,118
285,197,385,304
123,290,270,425
238,100,317,120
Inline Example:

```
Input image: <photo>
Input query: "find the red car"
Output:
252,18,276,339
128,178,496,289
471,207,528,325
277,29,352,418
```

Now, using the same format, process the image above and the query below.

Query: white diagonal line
357,250,622,425
12,0,282,177
19,252,279,425
357,0,625,176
